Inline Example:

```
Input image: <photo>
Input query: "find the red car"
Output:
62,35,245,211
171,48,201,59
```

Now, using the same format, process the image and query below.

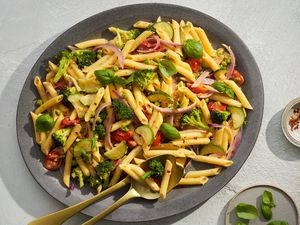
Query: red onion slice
160,39,183,46
222,44,235,80
105,111,115,149
226,127,243,159
67,45,79,51
137,35,160,53
93,44,124,69
150,101,197,114
202,78,215,85
92,102,111,131
191,71,210,88
197,92,214,99
208,123,224,128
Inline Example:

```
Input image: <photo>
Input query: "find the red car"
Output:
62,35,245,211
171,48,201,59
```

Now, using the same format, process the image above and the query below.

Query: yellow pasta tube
130,31,153,52
156,27,173,43
115,69,136,77
119,164,144,184
70,61,85,78
185,168,221,178
171,138,210,147
124,59,156,70
171,19,183,56
133,157,145,165
178,131,209,139
203,51,220,71
191,155,233,167
133,85,144,107
63,124,82,153
43,82,58,97
127,52,165,61
34,76,48,102
160,159,172,199
195,27,216,57
84,87,105,122
149,109,158,127
209,93,242,107
30,112,41,144
122,39,135,59
35,95,63,114
48,61,58,72
144,150,186,158
86,54,118,77
223,80,253,110
63,150,73,188
111,120,132,132
178,177,209,186
133,21,153,29
174,64,195,81
82,54,111,73
150,112,163,136
75,38,108,49
199,99,211,124
76,156,90,177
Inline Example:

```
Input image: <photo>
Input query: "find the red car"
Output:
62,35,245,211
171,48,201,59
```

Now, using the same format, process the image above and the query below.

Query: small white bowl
281,97,300,147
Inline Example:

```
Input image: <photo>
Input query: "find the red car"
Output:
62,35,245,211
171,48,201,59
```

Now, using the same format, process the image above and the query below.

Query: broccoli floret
52,128,71,146
35,99,43,107
73,50,97,69
96,110,107,124
132,69,156,90
59,86,77,105
109,27,140,49
89,175,101,188
216,48,231,70
211,110,231,124
96,160,115,188
142,158,165,179
94,124,106,139
112,100,134,121
180,109,209,130
71,167,84,188
53,50,73,83
80,149,91,163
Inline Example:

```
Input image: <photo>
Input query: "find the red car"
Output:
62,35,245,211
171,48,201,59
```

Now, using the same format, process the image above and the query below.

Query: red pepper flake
289,108,300,131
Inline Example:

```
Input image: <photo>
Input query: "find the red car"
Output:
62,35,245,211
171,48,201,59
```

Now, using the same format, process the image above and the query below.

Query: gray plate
16,3,264,222
225,185,299,225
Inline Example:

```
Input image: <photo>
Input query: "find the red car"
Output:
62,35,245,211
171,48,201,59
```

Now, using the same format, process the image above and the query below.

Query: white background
0,0,300,224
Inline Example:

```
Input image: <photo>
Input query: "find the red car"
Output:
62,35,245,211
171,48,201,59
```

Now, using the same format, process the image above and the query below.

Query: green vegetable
132,69,156,90
183,39,203,58
134,125,154,146
71,167,84,188
96,160,115,188
35,99,43,107
113,75,134,86
153,22,174,39
35,114,55,132
262,204,272,221
104,141,128,160
72,50,97,69
200,144,225,155
79,94,95,106
73,138,94,158
53,50,73,83
211,82,235,98
262,190,276,208
142,158,165,179
267,221,289,225
80,149,91,163
235,223,247,225
112,100,134,121
216,48,231,70
52,128,71,147
94,124,106,139
158,60,177,77
180,109,209,130
160,123,180,140
77,77,101,93
97,110,107,124
109,27,140,49
147,91,173,105
235,203,259,220
211,110,231,124
59,86,77,105
227,106,245,129
89,175,101,188
94,69,115,86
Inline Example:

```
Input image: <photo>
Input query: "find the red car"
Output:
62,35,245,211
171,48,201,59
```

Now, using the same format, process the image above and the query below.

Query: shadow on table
0,35,203,225
265,110,300,161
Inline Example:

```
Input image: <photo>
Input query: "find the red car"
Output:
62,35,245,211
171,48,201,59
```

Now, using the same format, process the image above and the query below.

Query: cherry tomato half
111,130,133,142
187,58,202,73
137,39,165,52
127,139,137,149
231,70,245,86
61,117,80,128
44,150,63,171
187,83,209,94
208,101,227,111
151,131,164,147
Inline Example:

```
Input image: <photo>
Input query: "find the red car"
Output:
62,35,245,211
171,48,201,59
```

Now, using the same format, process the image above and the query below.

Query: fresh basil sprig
95,69,133,86
158,60,177,77
261,190,276,220
183,39,203,58
267,221,289,225
212,81,235,98
235,203,259,220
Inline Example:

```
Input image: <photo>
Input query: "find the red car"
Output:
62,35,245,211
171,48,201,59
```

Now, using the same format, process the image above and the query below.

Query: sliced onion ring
105,111,115,149
191,71,210,88
92,102,111,131
93,44,124,69
226,127,243,159
208,123,224,128
197,92,214,99
150,101,196,114
137,35,160,53
222,44,235,80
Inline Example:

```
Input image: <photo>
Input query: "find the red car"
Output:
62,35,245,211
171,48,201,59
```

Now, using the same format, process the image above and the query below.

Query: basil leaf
235,203,259,220
212,81,235,98
114,75,133,86
262,190,276,208
95,69,115,85
183,39,203,58
262,204,272,221
235,223,247,225
158,60,177,77
267,221,289,225
160,123,181,140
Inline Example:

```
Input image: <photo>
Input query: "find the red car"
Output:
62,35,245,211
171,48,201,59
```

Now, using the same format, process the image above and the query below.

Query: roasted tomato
208,101,227,111
44,150,63,171
151,131,164,147
127,139,137,149
187,83,209,94
187,58,202,73
61,117,80,128
137,38,165,52
111,130,133,142
231,70,245,86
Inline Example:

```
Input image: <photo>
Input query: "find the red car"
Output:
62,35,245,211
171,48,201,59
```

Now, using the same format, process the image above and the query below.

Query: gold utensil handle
82,188,141,225
28,176,130,225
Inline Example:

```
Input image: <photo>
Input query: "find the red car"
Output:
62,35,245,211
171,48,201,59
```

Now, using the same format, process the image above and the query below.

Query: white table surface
1,0,300,224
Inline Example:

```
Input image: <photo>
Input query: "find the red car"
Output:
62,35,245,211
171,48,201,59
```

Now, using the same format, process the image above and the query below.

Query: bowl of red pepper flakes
281,97,300,147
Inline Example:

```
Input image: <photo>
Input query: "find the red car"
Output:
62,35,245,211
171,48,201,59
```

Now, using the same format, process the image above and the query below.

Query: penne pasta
63,150,73,188
185,168,221,178
160,159,172,199
75,38,108,49
178,176,209,186
209,93,243,107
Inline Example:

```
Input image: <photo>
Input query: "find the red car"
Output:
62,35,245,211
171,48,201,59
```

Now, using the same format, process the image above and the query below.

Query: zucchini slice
148,91,173,105
73,138,93,157
200,144,226,155
134,125,154,146
153,22,174,39
104,141,128,160
227,106,245,129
